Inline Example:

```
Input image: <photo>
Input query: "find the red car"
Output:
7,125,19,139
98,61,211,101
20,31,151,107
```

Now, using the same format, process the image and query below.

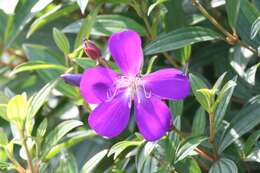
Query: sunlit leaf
80,149,108,173
209,158,238,173
7,95,28,129
76,0,89,14
53,28,70,55
10,61,67,76
144,27,222,55
175,136,207,163
42,120,83,157
218,103,260,153
108,140,142,160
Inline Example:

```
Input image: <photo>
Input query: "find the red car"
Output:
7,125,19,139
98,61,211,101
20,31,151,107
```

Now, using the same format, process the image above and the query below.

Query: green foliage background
0,0,260,172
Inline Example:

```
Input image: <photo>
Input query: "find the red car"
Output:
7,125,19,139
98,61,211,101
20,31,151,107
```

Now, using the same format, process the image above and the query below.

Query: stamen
142,83,151,98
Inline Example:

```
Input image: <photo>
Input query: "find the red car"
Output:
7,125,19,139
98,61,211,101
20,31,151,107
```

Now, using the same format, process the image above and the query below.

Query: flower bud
60,74,82,87
83,40,101,60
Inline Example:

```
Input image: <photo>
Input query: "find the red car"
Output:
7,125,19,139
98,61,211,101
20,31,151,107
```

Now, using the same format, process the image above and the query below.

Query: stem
191,0,258,54
209,112,215,143
6,149,26,173
191,0,237,44
194,148,214,161
19,131,35,173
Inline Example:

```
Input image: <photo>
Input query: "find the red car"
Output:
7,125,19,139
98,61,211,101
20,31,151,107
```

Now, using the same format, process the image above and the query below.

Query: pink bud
83,40,101,60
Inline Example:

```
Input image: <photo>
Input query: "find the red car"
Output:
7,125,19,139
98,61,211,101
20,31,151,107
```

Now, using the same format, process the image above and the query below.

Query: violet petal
143,68,190,100
108,30,143,77
80,67,119,104
134,94,172,141
88,93,130,138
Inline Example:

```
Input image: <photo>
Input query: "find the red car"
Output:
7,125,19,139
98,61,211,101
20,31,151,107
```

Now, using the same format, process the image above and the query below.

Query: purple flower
80,30,190,141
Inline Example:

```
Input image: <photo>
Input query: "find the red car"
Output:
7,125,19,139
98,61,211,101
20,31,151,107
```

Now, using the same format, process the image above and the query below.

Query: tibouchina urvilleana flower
63,30,190,141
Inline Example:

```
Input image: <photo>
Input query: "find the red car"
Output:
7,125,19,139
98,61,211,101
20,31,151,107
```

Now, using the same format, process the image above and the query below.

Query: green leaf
209,158,238,173
10,61,67,76
74,5,100,49
213,80,237,110
63,15,146,36
80,149,108,173
174,136,207,164
226,0,240,29
175,158,201,173
30,0,54,13
237,0,260,48
192,107,206,136
180,45,192,65
108,140,142,160
244,129,260,155
54,151,78,173
147,0,168,16
229,46,251,77
212,72,227,91
27,4,78,38
74,58,96,69
218,103,260,153
251,16,260,39
76,0,89,14
244,62,260,85
136,142,157,173
23,44,78,98
0,104,7,121
0,0,19,15
196,88,216,113
169,100,183,117
53,28,70,55
37,118,48,138
214,77,237,128
144,27,222,55
7,95,28,129
0,128,8,147
28,80,58,119
43,130,95,161
189,73,211,112
245,149,260,163
42,120,83,157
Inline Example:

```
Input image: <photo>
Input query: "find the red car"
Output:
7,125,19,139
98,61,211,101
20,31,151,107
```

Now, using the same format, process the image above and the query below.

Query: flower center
106,75,151,106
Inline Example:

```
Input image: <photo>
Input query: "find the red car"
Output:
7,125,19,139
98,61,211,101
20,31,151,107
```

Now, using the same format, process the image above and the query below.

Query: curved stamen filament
142,83,151,98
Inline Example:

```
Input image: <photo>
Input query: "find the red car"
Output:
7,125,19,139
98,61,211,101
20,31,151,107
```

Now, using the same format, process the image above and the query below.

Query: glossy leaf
80,149,108,173
76,0,89,14
226,0,240,29
10,61,67,76
218,103,260,153
74,5,100,49
175,136,207,164
42,120,83,157
43,130,96,161
108,140,142,160
209,158,238,173
192,107,206,136
214,77,237,128
27,4,78,38
53,28,70,54
144,27,222,55
28,80,58,119
7,95,28,129
63,15,146,36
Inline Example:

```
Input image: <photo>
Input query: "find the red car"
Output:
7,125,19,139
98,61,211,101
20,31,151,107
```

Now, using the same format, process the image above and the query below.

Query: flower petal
88,93,130,138
134,95,172,141
143,68,190,100
108,30,143,77
80,67,119,104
